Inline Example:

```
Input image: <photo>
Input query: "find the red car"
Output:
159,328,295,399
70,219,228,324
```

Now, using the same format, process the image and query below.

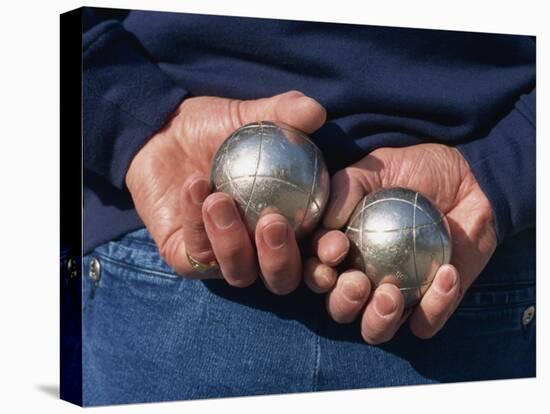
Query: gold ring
186,251,218,273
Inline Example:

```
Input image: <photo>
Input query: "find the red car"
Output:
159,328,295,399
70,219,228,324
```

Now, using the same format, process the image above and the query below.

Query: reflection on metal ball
345,187,452,307
210,121,330,239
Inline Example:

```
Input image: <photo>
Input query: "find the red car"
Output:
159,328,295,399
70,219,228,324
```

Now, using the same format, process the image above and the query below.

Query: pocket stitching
94,252,180,280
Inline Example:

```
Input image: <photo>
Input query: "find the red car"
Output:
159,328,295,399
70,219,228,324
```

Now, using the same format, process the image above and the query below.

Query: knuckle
218,243,244,264
319,232,349,266
262,257,291,278
203,191,231,209
316,271,337,293
332,309,355,324
331,168,351,186
426,303,447,320
268,281,299,296
220,260,258,288
228,99,245,131
188,247,215,265
360,327,388,345
328,296,357,324
159,247,191,277
284,90,305,97
411,324,437,340
361,319,397,344
185,218,208,239
304,259,333,294
225,277,256,289
409,308,447,340
424,294,453,320
264,270,300,295
158,240,175,265
361,310,397,344
225,273,257,288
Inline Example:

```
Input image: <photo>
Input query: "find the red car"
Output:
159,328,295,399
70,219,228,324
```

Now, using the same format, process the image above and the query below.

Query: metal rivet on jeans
67,258,78,279
522,305,535,327
89,257,101,282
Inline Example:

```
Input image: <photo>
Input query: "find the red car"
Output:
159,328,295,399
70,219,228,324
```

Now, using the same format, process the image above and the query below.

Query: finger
202,193,258,288
312,229,350,266
255,214,302,295
180,174,216,266
361,283,405,345
409,264,461,339
326,270,371,324
304,257,338,293
237,90,327,134
322,168,368,230
322,155,384,230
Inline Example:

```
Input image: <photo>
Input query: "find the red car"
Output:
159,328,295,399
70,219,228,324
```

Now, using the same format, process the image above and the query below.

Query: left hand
304,144,498,343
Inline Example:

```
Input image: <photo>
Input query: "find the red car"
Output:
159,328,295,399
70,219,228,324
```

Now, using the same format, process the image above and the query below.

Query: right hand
125,91,327,293
304,144,497,343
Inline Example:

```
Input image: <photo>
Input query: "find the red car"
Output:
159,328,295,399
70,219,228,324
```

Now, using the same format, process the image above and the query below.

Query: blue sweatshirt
82,7,535,255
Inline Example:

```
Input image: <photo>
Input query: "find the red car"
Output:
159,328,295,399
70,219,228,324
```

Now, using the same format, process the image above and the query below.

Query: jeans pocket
451,283,536,338
82,228,215,404
450,228,535,333
94,227,179,276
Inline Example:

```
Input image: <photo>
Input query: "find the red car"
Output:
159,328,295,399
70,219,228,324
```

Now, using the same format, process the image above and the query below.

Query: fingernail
263,222,287,249
435,268,457,294
207,199,236,229
189,179,209,205
341,279,364,302
373,291,397,317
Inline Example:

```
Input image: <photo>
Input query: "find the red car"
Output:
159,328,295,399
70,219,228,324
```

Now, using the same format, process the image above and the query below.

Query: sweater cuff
456,89,535,243
83,20,189,190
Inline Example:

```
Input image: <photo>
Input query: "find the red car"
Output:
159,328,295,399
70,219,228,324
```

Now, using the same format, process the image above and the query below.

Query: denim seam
456,301,535,313
312,333,321,392
469,281,535,288
117,238,159,249
93,252,179,280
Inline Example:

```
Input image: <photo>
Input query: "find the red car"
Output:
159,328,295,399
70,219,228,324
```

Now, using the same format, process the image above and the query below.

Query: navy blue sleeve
83,10,189,190
457,89,535,243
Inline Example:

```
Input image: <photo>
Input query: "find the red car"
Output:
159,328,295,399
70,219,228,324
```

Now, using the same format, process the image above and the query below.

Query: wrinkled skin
305,144,498,343
126,91,326,293
126,89,497,343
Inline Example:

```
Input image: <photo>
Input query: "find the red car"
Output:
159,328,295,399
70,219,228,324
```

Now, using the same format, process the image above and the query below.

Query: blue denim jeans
82,227,535,406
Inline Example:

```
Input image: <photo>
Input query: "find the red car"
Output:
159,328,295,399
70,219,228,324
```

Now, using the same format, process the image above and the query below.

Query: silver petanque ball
345,187,452,307
210,121,330,239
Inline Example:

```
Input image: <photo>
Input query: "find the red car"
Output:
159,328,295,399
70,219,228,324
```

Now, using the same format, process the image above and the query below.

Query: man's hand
126,91,326,293
304,144,498,342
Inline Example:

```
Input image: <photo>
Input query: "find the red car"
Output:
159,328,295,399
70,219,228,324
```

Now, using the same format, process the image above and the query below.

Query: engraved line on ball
221,128,234,184
345,218,444,234
217,179,258,214
359,196,367,255
295,149,318,232
352,197,432,230
243,125,265,217
216,175,322,211
411,191,422,300
219,135,254,212
400,286,428,293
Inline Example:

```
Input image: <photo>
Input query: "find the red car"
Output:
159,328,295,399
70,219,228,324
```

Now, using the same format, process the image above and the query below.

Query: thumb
323,157,383,229
238,90,326,134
